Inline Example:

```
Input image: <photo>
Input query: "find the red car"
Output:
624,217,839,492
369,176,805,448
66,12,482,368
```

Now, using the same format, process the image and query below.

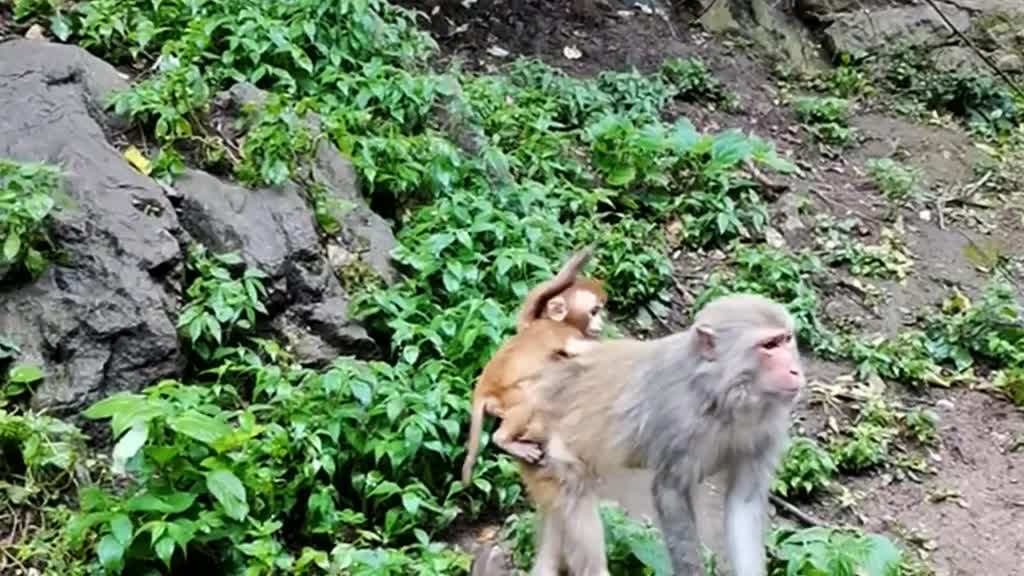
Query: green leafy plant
767,526,903,576
902,407,939,446
107,58,212,148
773,437,838,499
596,68,673,120
0,159,62,281
660,56,734,106
827,58,870,99
814,219,913,280
0,408,86,506
795,96,857,147
176,245,268,363
829,421,894,473
2,363,45,404
235,95,317,187
865,158,924,206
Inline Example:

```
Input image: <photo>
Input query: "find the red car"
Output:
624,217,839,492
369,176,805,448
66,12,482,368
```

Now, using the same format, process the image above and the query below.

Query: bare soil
408,2,1024,575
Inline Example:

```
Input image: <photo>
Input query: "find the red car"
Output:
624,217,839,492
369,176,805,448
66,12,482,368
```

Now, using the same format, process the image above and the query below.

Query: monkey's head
545,277,608,337
690,293,804,406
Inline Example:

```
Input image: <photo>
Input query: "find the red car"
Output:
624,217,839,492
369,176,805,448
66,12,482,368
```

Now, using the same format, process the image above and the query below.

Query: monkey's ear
546,296,568,321
695,324,716,360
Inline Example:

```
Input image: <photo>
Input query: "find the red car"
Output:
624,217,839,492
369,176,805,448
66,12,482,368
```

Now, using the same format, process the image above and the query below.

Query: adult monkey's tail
514,245,594,333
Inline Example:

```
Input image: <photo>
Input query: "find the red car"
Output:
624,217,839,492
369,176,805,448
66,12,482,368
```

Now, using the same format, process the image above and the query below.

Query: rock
824,3,971,57
311,137,398,285
793,0,858,24
172,169,381,365
213,83,398,285
996,53,1023,73
0,40,184,413
25,24,46,40
701,0,829,73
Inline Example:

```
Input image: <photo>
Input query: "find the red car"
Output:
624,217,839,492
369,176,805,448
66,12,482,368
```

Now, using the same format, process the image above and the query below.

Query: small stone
996,54,1023,73
936,399,955,410
25,24,46,40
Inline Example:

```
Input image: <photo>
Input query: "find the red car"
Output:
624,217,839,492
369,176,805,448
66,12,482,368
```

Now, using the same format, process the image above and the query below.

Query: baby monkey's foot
505,440,545,464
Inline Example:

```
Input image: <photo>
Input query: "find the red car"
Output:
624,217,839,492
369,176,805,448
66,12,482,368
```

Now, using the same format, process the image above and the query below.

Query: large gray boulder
0,39,184,414
173,169,381,365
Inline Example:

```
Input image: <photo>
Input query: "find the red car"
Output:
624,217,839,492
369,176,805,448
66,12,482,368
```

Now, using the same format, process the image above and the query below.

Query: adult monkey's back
526,293,805,576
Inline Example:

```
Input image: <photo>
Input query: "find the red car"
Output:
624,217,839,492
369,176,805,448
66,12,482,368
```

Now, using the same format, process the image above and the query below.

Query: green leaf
402,345,420,365
205,314,222,344
349,379,372,406
50,13,72,41
155,535,176,568
96,534,125,572
168,412,232,447
126,491,197,514
401,492,421,515
8,364,43,384
205,469,249,521
109,514,134,546
83,392,147,420
112,423,149,474
3,232,21,261
606,165,636,187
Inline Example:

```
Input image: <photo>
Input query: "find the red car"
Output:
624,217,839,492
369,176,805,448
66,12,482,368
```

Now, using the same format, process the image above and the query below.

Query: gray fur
527,293,802,576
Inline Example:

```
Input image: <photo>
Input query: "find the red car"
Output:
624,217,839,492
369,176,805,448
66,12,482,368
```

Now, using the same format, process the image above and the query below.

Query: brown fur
461,247,608,486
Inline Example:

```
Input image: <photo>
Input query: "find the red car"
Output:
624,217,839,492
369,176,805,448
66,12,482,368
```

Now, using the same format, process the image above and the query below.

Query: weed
235,95,317,187
338,258,385,297
829,421,894,473
2,362,45,404
108,58,212,148
176,245,269,363
814,217,914,280
0,407,87,506
0,159,63,282
877,43,1021,136
767,526,904,575
827,58,871,99
596,68,673,120
866,158,925,206
992,368,1024,407
903,407,940,446
660,56,734,106
795,96,858,147
305,181,354,236
848,280,1024,389
773,437,838,499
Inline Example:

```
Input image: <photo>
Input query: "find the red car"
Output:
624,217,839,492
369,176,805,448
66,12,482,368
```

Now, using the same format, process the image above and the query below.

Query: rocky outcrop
0,39,397,413
815,0,1023,73
0,39,183,414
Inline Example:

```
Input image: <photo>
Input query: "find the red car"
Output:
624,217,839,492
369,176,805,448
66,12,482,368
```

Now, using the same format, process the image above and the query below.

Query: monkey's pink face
756,330,803,396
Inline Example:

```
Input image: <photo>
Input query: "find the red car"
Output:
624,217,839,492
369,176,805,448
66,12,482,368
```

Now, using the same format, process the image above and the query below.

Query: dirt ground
407,1,1024,575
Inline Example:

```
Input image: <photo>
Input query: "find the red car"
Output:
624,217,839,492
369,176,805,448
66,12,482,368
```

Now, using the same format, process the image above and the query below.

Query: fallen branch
769,493,824,527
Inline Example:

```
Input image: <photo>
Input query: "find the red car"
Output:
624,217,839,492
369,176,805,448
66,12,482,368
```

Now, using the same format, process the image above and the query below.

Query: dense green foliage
8,0,1022,573
0,159,63,282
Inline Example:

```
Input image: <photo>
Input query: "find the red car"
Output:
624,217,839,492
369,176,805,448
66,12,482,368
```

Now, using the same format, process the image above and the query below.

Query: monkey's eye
760,334,788,350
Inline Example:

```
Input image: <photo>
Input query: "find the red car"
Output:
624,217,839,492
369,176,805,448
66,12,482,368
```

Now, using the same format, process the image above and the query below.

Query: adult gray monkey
519,293,805,576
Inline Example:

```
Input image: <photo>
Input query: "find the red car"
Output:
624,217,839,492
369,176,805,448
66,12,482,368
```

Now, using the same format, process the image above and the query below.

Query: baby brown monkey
460,246,607,486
